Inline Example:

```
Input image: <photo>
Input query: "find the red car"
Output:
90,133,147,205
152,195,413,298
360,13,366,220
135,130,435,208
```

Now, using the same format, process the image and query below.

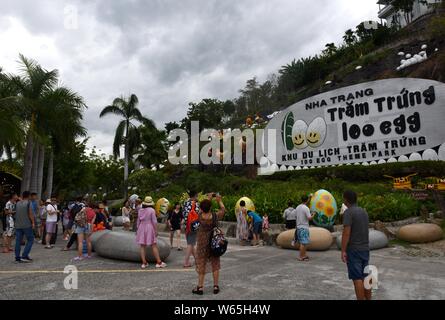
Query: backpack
209,212,228,257
185,201,200,234
74,208,87,227
70,203,82,220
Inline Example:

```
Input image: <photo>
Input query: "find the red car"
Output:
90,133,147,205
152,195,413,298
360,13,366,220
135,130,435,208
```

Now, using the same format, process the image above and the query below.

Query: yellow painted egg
155,198,170,218
310,189,337,227
235,197,255,214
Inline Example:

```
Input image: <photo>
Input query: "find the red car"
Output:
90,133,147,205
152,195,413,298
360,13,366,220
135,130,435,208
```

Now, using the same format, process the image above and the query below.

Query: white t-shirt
295,204,311,229
46,204,58,223
283,207,296,220
5,201,15,215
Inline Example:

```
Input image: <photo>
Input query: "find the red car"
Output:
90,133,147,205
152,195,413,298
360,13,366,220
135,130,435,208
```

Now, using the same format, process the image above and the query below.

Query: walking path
1,232,444,300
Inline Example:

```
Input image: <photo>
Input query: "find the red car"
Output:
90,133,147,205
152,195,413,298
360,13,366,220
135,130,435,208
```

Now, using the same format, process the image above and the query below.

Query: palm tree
9,54,59,194
0,67,23,161
4,55,86,198
322,43,338,57
100,94,147,196
343,29,357,46
43,87,87,198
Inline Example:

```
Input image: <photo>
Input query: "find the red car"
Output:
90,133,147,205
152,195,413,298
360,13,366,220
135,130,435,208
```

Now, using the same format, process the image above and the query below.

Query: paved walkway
1,232,444,300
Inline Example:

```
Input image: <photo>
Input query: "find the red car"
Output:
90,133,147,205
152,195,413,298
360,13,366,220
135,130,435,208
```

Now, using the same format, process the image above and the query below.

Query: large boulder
397,223,444,244
112,216,124,227
94,231,170,262
91,230,112,250
276,227,333,251
336,229,388,250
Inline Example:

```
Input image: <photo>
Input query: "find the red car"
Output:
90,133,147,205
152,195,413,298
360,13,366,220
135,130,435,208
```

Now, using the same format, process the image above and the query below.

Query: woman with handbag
73,204,95,261
193,193,225,295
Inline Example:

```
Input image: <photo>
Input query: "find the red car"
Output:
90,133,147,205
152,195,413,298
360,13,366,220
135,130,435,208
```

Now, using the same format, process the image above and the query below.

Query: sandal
192,286,203,295
297,256,309,261
183,264,192,268
213,285,220,294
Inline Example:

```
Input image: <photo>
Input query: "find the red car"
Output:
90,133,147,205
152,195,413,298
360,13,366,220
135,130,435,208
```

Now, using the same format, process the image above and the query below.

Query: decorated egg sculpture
155,198,170,218
306,117,327,148
292,120,308,149
310,189,338,227
235,197,255,214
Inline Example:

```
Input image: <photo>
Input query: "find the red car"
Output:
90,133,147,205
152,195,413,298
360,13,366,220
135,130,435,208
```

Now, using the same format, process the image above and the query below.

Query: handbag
209,212,228,257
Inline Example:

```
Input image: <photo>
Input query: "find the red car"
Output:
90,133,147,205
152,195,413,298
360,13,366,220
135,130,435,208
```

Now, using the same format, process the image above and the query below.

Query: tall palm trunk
29,143,40,193
45,149,54,199
124,121,129,198
21,132,34,194
37,144,45,200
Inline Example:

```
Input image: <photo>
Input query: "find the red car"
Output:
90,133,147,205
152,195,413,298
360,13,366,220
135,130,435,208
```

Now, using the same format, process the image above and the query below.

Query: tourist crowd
1,189,371,299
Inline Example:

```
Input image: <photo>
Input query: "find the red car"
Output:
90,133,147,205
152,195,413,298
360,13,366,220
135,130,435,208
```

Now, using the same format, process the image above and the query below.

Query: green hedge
264,161,445,183
131,162,443,224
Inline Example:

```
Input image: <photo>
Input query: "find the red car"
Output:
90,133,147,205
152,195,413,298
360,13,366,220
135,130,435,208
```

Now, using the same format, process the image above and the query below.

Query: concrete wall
383,0,437,28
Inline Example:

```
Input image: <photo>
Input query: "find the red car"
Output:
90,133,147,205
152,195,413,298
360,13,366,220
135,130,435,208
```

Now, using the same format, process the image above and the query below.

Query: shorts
253,221,262,235
296,227,310,245
75,224,91,235
171,223,181,231
46,221,57,234
186,232,197,246
3,216,14,237
346,249,370,280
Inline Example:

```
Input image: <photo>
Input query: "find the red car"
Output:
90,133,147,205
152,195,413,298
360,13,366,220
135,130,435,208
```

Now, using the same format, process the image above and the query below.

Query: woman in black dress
167,203,183,250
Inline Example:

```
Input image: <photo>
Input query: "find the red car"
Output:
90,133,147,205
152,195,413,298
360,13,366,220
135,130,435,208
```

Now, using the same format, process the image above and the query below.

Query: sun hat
142,196,155,206
45,199,51,203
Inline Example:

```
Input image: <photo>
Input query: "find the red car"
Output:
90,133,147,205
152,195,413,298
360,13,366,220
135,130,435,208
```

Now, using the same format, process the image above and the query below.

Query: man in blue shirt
246,209,263,246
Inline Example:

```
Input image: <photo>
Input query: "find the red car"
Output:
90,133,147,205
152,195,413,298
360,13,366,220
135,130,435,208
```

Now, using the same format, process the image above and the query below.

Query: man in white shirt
44,199,58,249
283,200,296,229
295,195,317,261
2,193,18,253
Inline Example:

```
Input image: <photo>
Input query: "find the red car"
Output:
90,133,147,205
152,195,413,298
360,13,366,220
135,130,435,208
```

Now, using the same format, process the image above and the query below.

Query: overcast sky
0,0,378,155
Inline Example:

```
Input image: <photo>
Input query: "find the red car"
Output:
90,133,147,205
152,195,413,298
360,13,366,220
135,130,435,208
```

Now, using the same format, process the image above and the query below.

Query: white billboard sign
262,78,445,167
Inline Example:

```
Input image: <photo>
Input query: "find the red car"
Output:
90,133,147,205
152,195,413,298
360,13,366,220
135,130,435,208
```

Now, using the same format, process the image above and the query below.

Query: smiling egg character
292,120,308,149
306,117,327,148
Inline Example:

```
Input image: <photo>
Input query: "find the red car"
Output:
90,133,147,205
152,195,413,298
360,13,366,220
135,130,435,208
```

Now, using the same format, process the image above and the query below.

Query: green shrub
359,193,420,222
429,15,445,39
262,161,445,183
